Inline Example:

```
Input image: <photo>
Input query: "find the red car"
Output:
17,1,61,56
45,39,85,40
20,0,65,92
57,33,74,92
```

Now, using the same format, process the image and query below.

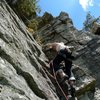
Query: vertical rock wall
37,12,99,100
0,0,59,100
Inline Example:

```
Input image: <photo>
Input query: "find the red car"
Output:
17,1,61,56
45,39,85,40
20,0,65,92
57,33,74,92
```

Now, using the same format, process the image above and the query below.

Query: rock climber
46,42,76,84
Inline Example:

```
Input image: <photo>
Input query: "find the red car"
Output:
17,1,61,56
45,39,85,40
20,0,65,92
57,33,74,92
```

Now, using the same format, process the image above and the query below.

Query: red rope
43,66,69,100
51,62,69,100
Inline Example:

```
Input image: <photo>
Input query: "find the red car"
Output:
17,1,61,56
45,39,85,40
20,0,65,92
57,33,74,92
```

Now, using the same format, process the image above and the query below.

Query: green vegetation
27,19,38,31
7,0,40,20
27,27,43,45
83,12,100,32
7,0,53,32
16,0,40,19
7,0,51,45
27,12,53,30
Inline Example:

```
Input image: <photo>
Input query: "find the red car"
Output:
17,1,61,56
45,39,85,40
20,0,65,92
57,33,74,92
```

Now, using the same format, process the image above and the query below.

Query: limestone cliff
0,0,59,100
37,12,100,100
0,0,100,100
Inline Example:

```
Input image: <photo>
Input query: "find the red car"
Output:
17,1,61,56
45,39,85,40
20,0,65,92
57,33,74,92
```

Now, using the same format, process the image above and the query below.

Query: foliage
7,0,41,20
83,12,100,32
27,27,43,45
17,0,41,18
27,27,35,34
27,19,38,31
36,12,53,29
7,0,41,32
35,34,43,45
27,12,53,31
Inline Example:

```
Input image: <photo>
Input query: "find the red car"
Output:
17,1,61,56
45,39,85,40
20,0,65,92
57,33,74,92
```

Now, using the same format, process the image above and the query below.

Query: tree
83,12,100,32
6,0,41,21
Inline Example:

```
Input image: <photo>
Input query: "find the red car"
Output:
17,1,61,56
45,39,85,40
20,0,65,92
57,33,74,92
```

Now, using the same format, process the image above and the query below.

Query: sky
38,0,100,30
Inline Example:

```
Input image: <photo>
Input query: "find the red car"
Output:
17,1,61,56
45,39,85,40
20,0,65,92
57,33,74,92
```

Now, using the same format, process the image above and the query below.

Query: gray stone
1,0,100,99
0,0,59,100
36,10,98,100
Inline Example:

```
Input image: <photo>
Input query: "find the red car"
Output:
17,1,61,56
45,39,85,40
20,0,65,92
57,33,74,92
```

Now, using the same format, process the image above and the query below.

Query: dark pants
52,49,72,78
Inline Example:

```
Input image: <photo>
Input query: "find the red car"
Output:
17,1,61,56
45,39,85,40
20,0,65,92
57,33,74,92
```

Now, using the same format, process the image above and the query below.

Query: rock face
0,0,100,100
91,22,100,35
37,12,53,29
37,12,75,45
0,0,59,100
36,12,100,99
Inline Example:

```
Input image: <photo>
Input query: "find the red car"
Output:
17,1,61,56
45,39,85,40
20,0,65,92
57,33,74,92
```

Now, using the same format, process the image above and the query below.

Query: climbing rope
43,65,69,100
52,65,69,100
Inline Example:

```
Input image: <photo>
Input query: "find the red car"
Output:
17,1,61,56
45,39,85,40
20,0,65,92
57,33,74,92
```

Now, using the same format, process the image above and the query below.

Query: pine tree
83,12,100,32
6,0,41,20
